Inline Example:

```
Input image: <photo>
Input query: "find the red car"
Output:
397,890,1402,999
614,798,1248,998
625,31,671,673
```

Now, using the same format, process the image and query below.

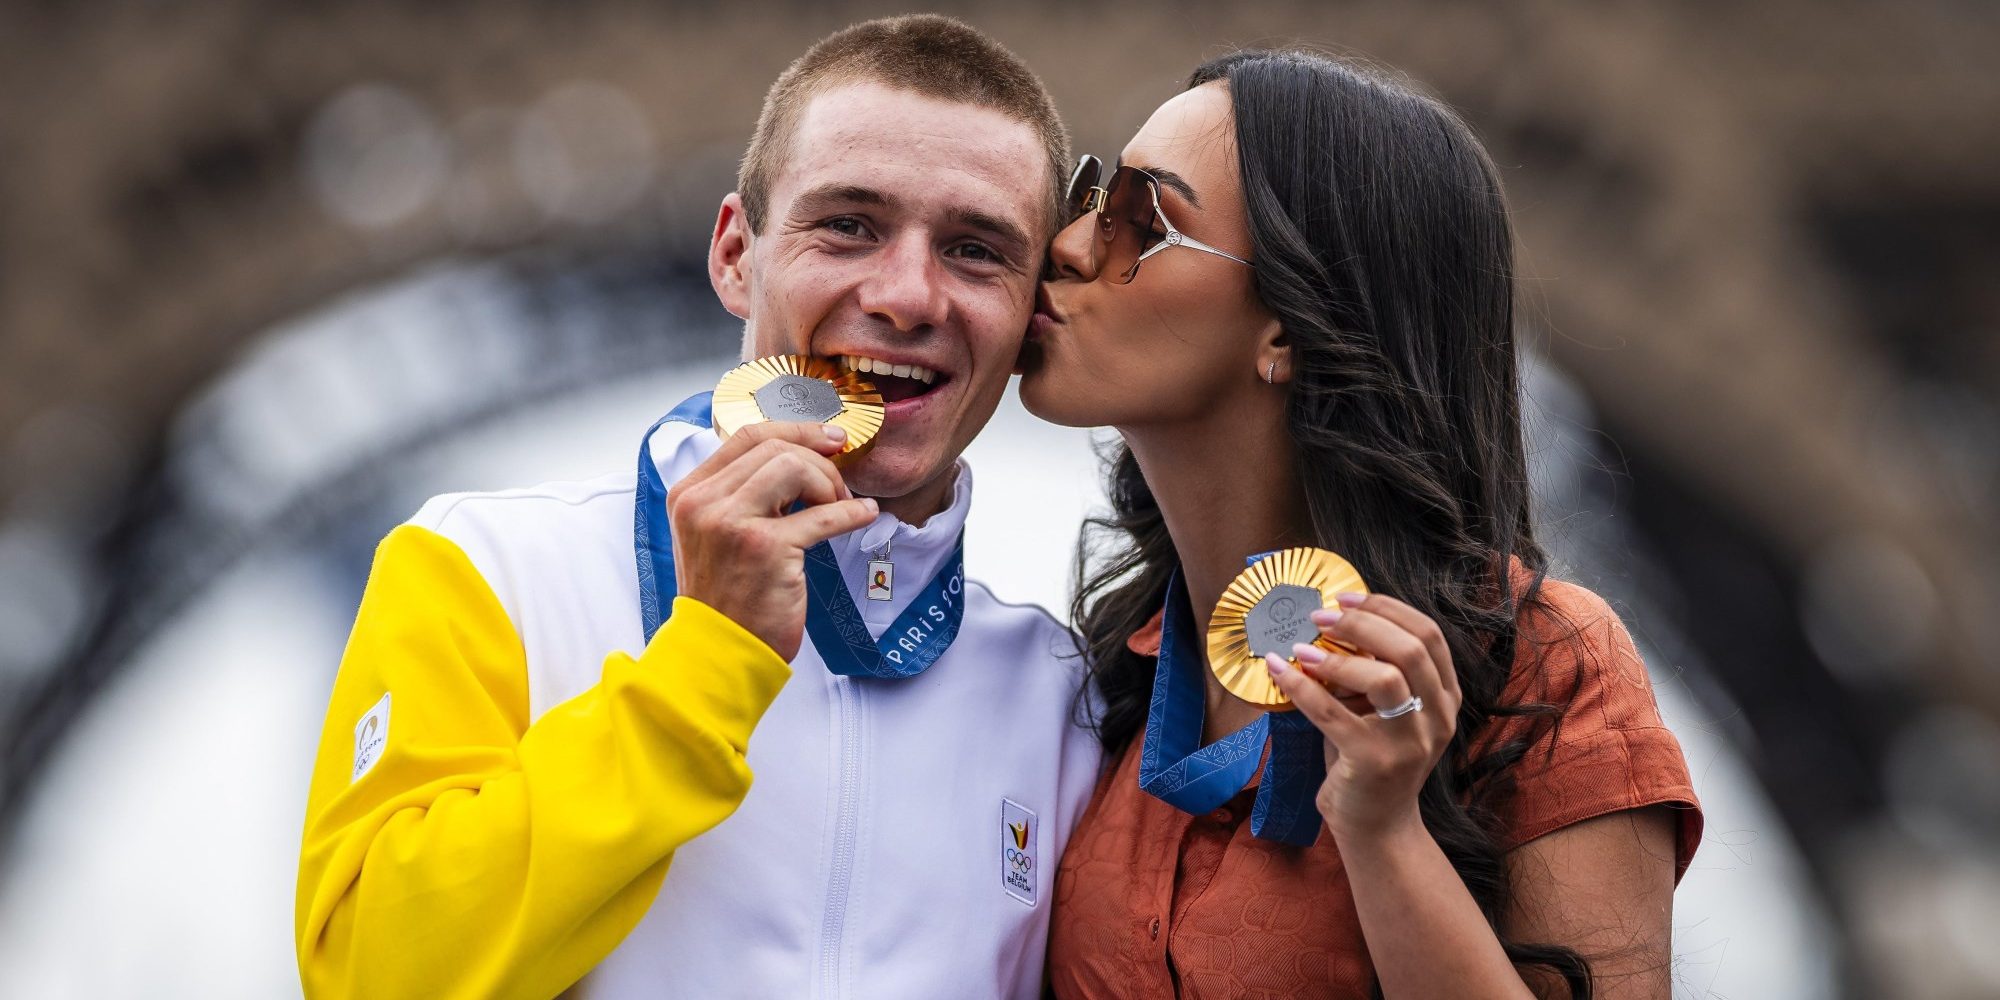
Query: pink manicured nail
1265,652,1290,677
1290,642,1328,665
1336,592,1367,608
1310,608,1343,626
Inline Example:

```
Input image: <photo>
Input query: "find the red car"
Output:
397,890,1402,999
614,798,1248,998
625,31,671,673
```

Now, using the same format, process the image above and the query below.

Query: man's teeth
839,355,936,384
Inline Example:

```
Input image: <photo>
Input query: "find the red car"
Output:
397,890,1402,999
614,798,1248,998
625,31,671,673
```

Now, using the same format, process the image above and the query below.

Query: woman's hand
1263,592,1463,843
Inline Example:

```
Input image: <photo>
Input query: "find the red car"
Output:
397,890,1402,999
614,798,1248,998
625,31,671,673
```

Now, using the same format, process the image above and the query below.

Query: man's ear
709,193,754,321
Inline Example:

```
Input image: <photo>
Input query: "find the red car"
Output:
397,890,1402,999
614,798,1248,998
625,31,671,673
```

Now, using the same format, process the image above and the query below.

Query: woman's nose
1044,213,1101,283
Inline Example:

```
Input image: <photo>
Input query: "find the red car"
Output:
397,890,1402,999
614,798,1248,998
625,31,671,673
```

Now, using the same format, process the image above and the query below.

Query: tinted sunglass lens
1065,156,1101,220
1099,168,1155,283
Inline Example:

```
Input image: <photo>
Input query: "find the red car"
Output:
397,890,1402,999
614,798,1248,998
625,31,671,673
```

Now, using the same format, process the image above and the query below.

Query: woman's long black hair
1071,50,1594,996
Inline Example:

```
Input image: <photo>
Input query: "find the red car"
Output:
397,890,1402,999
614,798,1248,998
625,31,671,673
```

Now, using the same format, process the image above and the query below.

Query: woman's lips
1034,285,1067,324
1030,287,1066,343
1028,311,1061,342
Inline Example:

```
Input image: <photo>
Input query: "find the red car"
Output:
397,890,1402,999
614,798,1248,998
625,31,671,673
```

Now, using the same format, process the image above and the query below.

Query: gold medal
1205,547,1369,710
712,355,885,463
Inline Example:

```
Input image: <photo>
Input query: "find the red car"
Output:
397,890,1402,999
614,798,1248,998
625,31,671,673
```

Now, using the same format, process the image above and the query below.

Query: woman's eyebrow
1117,158,1203,209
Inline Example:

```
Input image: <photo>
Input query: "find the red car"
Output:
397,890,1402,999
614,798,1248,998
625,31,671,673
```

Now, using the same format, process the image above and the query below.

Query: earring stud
1265,361,1277,384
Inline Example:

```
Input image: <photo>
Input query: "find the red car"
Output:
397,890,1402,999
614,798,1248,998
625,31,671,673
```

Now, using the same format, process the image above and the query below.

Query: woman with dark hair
1023,50,1702,998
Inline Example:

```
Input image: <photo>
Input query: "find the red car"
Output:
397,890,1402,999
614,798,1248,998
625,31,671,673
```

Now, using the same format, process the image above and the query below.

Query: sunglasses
1061,153,1253,284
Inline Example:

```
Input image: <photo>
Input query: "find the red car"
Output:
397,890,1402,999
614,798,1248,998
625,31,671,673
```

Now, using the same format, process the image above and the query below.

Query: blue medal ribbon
632,392,966,679
1136,559,1328,846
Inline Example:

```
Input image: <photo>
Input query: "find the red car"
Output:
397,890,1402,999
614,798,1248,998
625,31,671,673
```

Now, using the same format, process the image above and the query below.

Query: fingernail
824,425,848,443
1291,642,1328,665
1264,652,1290,677
1336,592,1367,608
1310,608,1343,626
860,497,879,514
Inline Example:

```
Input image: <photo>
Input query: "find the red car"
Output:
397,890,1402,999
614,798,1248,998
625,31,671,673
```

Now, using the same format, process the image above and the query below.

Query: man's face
710,81,1050,504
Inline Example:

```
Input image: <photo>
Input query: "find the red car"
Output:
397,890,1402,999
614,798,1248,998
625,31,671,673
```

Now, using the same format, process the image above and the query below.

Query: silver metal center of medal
753,374,844,423
1243,583,1324,658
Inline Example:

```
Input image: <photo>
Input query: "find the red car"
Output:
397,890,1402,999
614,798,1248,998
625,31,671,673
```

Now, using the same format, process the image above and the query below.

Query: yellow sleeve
295,524,791,1000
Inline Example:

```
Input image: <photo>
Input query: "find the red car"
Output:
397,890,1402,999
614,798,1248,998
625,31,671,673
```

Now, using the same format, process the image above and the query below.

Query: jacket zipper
819,676,863,998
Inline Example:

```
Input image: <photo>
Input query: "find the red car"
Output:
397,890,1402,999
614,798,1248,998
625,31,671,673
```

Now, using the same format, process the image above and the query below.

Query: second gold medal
1205,547,1369,710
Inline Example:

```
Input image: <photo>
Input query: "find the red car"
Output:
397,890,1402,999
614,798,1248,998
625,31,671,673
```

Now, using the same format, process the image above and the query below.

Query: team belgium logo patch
1000,798,1038,906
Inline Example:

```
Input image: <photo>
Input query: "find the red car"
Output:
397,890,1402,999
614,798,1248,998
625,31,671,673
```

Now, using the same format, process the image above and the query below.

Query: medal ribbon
632,392,966,679
1136,559,1328,846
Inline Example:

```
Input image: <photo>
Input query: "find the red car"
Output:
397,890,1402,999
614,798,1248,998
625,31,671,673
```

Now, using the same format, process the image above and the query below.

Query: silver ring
1375,695,1423,720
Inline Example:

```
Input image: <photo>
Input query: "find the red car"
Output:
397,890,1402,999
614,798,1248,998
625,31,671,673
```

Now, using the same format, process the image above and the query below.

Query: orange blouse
1047,578,1703,999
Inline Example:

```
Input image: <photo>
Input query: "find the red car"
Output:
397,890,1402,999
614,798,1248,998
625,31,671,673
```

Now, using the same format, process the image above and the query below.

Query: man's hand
666,421,880,661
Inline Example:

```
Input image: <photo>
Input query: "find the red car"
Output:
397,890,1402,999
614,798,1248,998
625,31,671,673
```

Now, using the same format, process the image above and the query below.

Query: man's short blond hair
738,14,1070,235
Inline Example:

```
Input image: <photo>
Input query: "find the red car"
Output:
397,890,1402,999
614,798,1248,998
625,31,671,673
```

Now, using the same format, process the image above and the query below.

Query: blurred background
0,1,1995,997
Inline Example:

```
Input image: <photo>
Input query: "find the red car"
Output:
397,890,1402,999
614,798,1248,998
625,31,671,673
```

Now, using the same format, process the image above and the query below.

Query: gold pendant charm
1205,547,1369,710
712,355,885,464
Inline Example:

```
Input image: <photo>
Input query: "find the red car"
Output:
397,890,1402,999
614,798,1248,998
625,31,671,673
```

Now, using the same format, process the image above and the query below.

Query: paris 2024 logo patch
352,691,391,782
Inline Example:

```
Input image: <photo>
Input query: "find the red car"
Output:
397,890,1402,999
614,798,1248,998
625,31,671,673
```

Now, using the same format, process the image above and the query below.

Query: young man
294,16,1099,999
